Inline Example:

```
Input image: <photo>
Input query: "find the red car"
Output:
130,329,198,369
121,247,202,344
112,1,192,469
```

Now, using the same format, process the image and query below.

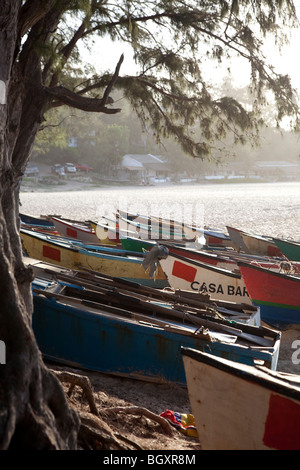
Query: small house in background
253,161,300,180
118,154,172,183
199,159,300,182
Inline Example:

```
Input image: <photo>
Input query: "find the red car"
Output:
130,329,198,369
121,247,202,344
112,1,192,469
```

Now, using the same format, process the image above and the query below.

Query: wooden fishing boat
30,268,281,385
22,227,146,259
226,226,251,253
238,261,300,330
273,237,300,261
117,209,203,241
20,213,55,229
118,214,196,241
120,237,156,253
240,230,282,257
19,212,59,235
121,236,288,274
151,249,252,305
89,219,121,245
204,228,231,247
26,256,261,326
117,209,228,245
20,228,169,288
122,237,239,269
92,213,199,244
51,216,100,244
182,348,300,450
227,225,282,257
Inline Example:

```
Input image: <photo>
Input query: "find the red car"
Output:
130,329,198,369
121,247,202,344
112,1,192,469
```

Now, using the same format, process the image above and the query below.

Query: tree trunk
0,1,80,449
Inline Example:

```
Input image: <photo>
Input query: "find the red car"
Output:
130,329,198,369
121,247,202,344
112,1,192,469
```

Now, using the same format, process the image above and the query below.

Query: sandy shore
49,361,201,451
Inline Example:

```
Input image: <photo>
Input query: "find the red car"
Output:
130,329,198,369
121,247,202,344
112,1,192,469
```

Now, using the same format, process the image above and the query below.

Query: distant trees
33,96,300,178
33,101,133,173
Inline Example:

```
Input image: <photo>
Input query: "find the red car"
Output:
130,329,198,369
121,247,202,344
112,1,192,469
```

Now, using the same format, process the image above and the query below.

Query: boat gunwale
181,347,300,400
51,216,95,234
162,251,242,278
21,228,145,263
21,228,79,254
273,237,300,249
238,260,300,283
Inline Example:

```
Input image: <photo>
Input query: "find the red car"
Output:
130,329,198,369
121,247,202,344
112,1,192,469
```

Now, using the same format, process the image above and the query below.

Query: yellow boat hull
21,229,168,287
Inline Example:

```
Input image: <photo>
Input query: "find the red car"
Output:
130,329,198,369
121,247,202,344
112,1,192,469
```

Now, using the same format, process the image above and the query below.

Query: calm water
20,181,300,240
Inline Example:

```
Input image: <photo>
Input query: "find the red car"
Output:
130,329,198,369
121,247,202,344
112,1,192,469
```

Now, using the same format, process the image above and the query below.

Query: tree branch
82,7,210,39
101,53,124,106
47,20,88,88
44,85,121,113
45,53,124,113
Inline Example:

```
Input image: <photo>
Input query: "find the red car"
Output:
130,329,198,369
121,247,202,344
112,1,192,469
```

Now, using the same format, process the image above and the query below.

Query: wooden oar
64,265,257,314
37,265,260,337
47,270,251,327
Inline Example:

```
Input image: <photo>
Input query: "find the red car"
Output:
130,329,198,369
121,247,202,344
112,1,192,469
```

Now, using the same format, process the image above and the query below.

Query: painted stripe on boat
66,227,78,238
42,245,61,262
253,299,300,311
172,260,197,283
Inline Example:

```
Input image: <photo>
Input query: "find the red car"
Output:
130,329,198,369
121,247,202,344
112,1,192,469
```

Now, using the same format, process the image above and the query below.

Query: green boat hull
274,238,300,261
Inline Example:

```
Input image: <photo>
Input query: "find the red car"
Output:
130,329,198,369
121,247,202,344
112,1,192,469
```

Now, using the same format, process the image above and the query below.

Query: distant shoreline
20,176,298,193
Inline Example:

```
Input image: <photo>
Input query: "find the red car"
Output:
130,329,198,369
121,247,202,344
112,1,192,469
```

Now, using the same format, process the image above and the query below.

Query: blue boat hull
252,301,300,330
20,213,55,228
32,294,279,385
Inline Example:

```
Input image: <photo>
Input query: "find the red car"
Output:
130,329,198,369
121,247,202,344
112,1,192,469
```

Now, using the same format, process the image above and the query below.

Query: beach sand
50,361,201,451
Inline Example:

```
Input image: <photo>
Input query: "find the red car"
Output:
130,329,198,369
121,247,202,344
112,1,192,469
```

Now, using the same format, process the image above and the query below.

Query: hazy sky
80,5,300,93
269,5,300,86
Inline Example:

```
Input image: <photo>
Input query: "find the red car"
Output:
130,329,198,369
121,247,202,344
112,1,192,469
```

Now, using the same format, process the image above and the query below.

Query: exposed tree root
54,369,176,450
102,406,174,436
53,370,99,416
78,411,135,450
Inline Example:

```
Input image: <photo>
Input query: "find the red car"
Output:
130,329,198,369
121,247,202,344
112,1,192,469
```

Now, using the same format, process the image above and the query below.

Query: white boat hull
51,217,99,244
182,348,300,450
159,253,252,305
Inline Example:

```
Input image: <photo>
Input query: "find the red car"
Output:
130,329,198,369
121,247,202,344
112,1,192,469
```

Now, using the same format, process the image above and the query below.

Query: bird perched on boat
142,245,169,278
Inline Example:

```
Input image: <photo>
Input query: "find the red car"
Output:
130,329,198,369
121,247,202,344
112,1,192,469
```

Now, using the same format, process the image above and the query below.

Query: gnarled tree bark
0,2,79,449
0,0,124,449
0,0,107,449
